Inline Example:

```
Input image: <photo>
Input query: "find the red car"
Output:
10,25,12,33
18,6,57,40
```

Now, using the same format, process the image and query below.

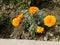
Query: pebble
44,36,48,41
49,33,53,37
46,32,53,37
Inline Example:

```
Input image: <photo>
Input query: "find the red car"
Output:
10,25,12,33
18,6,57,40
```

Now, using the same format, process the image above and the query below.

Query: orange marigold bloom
29,6,39,14
44,15,56,27
12,18,21,27
18,13,24,19
36,26,44,33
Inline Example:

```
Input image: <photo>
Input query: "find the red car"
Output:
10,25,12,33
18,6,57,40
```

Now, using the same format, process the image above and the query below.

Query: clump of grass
1,0,30,9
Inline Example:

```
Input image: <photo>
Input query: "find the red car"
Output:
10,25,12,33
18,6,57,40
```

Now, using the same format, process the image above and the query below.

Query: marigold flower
36,26,44,33
12,18,21,27
29,6,39,14
44,15,56,27
18,13,24,19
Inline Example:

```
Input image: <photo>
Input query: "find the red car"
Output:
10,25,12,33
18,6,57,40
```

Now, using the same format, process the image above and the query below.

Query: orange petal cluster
29,6,39,14
44,15,56,27
12,13,24,27
36,26,44,33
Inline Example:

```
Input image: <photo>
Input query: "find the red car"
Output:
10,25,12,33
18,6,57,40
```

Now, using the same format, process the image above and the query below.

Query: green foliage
2,0,10,4
0,15,6,25
2,0,22,4
57,18,60,26
1,0,30,9
21,8,52,36
28,24,37,36
35,0,42,2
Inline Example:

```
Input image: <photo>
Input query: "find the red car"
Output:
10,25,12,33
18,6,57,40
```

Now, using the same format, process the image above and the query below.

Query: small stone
44,36,48,41
56,25,58,27
50,33,53,37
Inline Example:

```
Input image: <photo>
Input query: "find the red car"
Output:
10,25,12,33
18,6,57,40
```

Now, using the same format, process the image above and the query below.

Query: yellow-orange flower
44,15,56,27
12,18,21,27
18,13,24,19
36,26,44,33
29,6,39,14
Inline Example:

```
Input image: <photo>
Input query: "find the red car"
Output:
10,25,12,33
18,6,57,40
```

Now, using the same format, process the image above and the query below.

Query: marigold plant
44,15,56,27
12,8,57,36
36,26,44,33
29,6,39,14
